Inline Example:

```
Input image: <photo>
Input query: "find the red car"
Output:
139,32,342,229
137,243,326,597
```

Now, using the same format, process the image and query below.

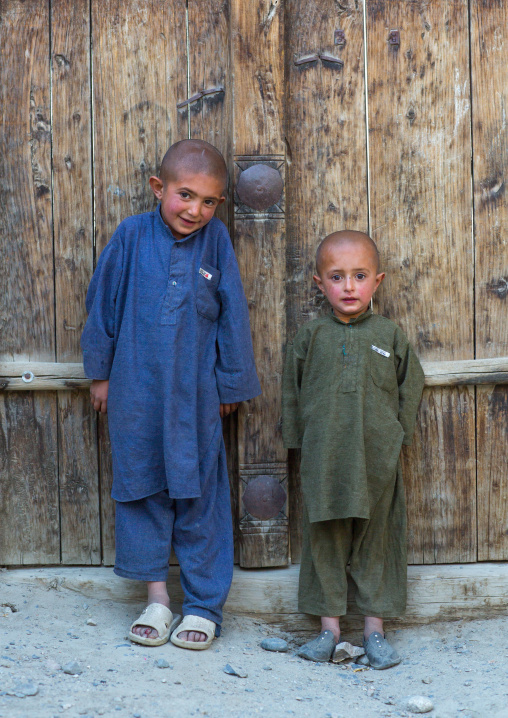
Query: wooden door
1,0,508,570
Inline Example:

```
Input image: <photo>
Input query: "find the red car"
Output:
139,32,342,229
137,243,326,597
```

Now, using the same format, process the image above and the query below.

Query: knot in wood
242,475,287,520
236,165,283,211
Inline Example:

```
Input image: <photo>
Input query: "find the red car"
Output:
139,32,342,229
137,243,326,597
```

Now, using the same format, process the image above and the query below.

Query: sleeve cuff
82,350,113,380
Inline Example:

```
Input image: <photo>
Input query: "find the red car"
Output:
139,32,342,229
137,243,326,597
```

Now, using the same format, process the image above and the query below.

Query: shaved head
159,139,228,193
316,230,380,275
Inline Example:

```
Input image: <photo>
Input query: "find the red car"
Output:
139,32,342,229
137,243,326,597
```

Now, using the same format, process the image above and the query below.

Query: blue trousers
114,443,233,630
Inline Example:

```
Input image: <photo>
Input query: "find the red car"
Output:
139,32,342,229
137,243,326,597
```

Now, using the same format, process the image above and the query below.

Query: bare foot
175,630,207,643
131,581,170,640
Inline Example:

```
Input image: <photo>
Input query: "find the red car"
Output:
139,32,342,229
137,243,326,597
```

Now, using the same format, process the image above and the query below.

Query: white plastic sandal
170,614,216,650
128,603,181,647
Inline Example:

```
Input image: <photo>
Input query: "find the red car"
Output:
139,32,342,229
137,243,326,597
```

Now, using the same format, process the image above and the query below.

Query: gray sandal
363,631,400,670
297,630,337,662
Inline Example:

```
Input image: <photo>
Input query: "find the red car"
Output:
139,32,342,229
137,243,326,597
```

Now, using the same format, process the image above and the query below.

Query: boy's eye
331,274,342,281
204,199,216,206
179,192,190,199
356,273,366,280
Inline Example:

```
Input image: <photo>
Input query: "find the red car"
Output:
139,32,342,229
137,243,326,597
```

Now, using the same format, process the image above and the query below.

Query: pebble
404,695,434,714
11,683,39,697
356,654,370,666
463,679,472,686
421,677,433,684
260,637,289,653
155,658,171,669
62,660,83,675
223,663,248,678
86,618,97,626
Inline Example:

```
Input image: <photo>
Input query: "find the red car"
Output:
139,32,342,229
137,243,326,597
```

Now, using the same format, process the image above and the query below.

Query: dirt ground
1,574,507,718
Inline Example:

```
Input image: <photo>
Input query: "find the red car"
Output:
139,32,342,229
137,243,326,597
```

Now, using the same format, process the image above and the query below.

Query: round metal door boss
236,164,283,211
242,475,287,521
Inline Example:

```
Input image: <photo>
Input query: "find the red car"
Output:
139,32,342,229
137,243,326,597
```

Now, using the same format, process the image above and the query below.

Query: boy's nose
187,202,200,217
344,277,354,290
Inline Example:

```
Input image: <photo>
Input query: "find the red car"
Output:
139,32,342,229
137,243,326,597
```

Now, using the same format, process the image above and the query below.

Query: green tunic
282,308,424,524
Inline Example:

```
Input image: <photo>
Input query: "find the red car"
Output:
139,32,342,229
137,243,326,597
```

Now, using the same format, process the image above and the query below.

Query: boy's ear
313,273,324,292
149,176,164,199
374,272,386,291
218,196,225,205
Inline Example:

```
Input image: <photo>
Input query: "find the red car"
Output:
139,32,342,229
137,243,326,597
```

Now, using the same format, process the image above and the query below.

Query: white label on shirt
372,345,390,358
199,267,212,280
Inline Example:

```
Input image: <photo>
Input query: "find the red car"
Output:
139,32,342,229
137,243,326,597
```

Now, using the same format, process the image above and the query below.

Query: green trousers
298,466,407,618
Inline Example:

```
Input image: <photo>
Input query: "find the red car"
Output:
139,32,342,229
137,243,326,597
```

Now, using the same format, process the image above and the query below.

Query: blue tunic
81,208,261,501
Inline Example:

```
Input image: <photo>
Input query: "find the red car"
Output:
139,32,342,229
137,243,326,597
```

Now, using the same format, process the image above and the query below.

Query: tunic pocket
196,262,221,321
370,344,398,393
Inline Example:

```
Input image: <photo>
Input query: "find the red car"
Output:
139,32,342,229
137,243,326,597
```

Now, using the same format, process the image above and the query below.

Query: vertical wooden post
471,1,508,560
91,0,187,563
0,1,59,563
52,0,100,565
232,0,289,567
285,0,369,561
366,0,476,563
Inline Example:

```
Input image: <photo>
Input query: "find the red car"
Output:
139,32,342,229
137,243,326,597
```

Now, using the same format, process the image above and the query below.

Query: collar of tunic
330,306,373,326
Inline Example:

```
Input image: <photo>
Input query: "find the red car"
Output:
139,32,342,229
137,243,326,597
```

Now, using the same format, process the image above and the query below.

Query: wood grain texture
235,220,289,567
232,0,288,567
367,1,476,564
51,0,99,566
0,0,54,361
403,387,476,564
471,2,508,561
477,385,508,560
471,0,508,359
92,0,187,254
367,0,473,359
51,0,93,363
0,394,59,564
58,391,100,564
232,0,284,155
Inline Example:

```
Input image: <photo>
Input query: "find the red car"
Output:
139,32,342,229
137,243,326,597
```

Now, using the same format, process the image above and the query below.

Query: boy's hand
90,379,109,414
220,402,239,418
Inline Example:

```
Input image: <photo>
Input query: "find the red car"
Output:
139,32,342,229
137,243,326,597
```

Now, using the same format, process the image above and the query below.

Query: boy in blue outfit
81,140,260,649
282,231,424,668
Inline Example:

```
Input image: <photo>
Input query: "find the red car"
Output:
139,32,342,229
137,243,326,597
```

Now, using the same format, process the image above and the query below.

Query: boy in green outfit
282,230,424,669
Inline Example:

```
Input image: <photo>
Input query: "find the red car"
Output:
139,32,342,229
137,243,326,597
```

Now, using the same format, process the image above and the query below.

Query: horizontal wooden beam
420,357,508,386
0,362,89,390
2,564,507,638
1,357,508,390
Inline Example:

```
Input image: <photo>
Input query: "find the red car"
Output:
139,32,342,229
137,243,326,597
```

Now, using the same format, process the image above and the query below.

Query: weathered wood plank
285,0,368,562
235,219,289,567
4,357,508,390
367,0,476,564
187,0,232,232
0,394,59,564
51,0,100,566
6,564,508,636
57,391,100,564
471,1,508,561
232,0,284,156
403,387,476,564
477,385,508,560
232,0,288,566
0,0,55,362
0,1,60,566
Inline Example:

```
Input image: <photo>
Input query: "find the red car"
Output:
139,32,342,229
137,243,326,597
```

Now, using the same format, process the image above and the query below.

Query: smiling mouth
180,217,198,226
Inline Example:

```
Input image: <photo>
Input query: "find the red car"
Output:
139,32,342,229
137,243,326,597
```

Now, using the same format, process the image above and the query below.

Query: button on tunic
282,309,424,523
81,208,261,501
